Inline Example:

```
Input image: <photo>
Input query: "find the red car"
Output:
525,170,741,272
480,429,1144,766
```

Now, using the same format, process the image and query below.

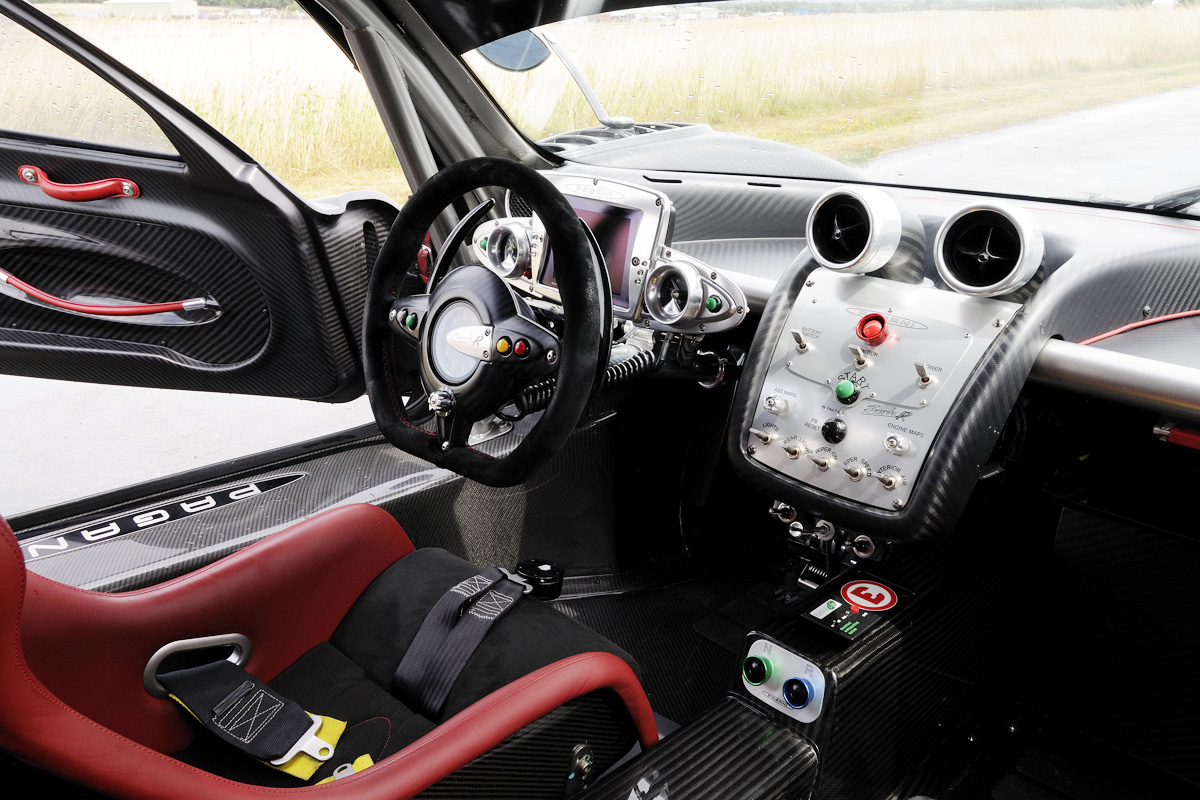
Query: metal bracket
143,633,252,699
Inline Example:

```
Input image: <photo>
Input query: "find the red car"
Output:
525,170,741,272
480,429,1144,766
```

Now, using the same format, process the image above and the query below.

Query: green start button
834,379,857,400
704,295,723,313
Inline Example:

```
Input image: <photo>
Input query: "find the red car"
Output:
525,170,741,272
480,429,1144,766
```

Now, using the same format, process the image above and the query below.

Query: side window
0,7,381,519
49,7,409,202
0,11,175,153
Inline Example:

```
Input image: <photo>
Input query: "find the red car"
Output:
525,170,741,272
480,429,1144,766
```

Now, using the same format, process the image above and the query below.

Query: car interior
2,0,1200,799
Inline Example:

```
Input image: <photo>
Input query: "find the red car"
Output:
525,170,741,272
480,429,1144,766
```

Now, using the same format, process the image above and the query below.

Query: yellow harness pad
273,715,346,781
169,694,346,782
316,754,376,784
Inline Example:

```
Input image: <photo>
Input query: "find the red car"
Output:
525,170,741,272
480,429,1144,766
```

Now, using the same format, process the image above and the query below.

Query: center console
743,269,1018,512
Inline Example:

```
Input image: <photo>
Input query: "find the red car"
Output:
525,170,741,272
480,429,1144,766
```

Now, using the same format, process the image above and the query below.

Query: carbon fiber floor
901,710,1199,800
551,571,780,726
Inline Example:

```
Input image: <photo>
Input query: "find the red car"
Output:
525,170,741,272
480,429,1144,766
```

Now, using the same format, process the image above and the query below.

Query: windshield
463,1,1200,216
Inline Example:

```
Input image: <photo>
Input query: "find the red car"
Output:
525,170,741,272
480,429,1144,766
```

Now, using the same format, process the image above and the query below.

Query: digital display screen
539,196,643,310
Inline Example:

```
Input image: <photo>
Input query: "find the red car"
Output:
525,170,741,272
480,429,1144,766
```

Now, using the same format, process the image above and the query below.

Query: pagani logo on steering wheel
445,326,492,360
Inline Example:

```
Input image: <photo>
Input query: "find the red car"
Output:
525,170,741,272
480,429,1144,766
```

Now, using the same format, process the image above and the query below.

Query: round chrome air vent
485,221,533,278
934,203,1043,296
805,186,902,273
644,262,702,326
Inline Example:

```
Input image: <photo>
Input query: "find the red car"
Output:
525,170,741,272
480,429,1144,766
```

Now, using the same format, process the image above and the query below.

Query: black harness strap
392,568,525,717
159,659,318,763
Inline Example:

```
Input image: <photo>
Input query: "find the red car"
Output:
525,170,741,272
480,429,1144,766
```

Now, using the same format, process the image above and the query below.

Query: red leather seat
0,504,657,799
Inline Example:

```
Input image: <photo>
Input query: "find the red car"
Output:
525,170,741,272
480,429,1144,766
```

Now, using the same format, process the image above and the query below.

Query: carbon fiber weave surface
741,495,1027,800
553,571,764,726
578,697,817,800
417,691,636,800
1092,315,1200,368
1020,507,1200,789
16,412,626,590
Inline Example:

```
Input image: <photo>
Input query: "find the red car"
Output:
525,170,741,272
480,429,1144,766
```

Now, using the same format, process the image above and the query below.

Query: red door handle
18,165,140,201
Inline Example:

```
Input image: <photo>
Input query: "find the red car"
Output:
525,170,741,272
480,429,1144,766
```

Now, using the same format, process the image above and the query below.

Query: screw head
993,319,1002,327
441,441,450,451
1142,305,1152,317
805,279,815,287
786,360,793,368
747,444,757,455
632,257,640,267
546,349,557,363
20,167,37,183
892,499,905,509
920,399,927,406
710,271,718,280
698,324,705,332
120,182,135,197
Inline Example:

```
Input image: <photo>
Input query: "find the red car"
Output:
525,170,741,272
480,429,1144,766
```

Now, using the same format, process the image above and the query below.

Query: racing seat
0,504,657,799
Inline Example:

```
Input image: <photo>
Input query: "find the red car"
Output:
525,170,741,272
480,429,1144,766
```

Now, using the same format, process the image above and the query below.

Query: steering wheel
363,157,604,487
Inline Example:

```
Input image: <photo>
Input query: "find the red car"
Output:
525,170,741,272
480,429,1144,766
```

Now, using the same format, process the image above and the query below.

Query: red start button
855,312,888,346
514,339,530,357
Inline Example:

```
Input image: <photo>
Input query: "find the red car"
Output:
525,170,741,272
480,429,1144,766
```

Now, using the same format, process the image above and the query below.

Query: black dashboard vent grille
506,191,533,218
941,209,1022,289
810,195,870,265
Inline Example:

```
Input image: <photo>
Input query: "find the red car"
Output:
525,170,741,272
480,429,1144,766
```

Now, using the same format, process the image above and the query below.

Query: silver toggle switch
791,329,809,353
875,471,904,491
914,362,934,386
809,454,834,471
844,465,871,482
783,442,806,460
749,427,774,444
884,434,910,456
848,344,868,368
764,395,789,415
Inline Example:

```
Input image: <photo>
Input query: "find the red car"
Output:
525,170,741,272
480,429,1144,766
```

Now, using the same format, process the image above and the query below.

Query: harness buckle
499,567,535,595
268,713,335,766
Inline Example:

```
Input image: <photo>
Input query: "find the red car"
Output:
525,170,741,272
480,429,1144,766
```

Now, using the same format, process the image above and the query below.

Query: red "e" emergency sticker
840,580,898,611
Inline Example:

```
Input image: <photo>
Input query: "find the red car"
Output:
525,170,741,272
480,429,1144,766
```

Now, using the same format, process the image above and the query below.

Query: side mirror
477,31,551,72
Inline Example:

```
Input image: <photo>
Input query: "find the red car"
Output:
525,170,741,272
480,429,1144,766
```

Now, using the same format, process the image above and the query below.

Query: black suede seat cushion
332,548,644,722
175,642,436,787
176,549,642,786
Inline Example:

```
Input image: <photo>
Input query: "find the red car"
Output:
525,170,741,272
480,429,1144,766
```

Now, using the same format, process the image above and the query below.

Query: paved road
865,85,1200,206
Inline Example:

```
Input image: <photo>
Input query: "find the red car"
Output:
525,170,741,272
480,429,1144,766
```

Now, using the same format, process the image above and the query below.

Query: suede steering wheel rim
363,157,603,487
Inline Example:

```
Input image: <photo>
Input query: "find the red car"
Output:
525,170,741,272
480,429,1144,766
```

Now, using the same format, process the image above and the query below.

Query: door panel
0,1,399,400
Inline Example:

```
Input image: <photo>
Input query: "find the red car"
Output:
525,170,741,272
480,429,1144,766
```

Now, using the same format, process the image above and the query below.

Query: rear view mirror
477,31,551,72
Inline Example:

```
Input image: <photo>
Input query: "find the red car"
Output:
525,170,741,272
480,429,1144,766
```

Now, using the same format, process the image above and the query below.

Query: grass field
11,4,1200,198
